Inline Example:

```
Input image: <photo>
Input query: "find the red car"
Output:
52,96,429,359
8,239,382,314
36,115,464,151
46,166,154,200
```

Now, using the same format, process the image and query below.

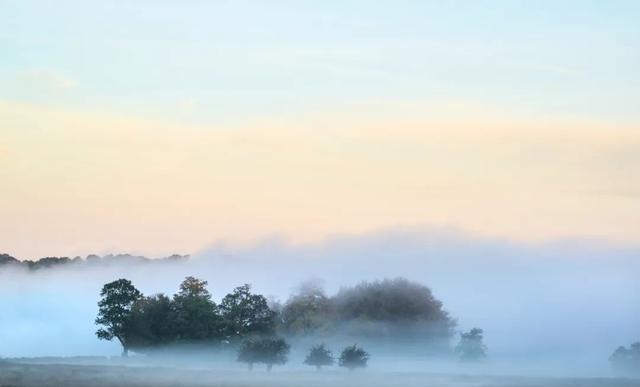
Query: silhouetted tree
219,284,276,341
95,279,142,356
339,345,369,371
610,342,640,375
282,280,332,336
237,337,290,371
455,328,487,362
304,344,334,371
171,276,220,343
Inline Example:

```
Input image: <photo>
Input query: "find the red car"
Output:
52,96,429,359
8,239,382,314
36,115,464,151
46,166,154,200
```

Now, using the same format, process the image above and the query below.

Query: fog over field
1,228,638,378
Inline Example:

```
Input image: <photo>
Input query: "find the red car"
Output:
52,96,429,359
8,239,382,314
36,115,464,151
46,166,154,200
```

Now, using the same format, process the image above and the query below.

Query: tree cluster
0,253,188,271
95,276,456,356
236,340,369,372
95,277,275,355
280,278,455,340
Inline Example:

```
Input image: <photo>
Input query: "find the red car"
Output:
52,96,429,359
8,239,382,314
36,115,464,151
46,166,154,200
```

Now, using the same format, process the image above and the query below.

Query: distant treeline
0,253,188,271
95,277,456,356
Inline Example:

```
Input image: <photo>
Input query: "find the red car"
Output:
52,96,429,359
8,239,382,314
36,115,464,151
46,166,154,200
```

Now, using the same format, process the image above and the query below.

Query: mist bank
1,228,639,377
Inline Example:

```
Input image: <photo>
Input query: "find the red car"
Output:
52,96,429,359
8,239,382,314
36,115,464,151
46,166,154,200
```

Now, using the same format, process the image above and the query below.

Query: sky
1,0,639,259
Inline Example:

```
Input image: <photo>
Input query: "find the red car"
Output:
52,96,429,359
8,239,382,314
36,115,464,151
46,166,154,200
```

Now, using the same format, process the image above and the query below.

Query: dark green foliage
455,328,487,362
171,277,220,342
95,279,142,356
338,345,369,371
237,337,290,371
219,284,276,341
610,342,640,375
127,294,175,349
304,344,334,370
332,278,455,339
282,281,332,336
93,276,456,357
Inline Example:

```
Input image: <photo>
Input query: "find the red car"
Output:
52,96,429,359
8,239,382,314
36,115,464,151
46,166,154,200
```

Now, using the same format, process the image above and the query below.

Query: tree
237,337,290,371
171,276,220,343
127,293,175,350
338,345,369,371
455,328,487,362
332,278,455,340
610,342,640,375
282,280,332,336
304,344,334,371
219,284,276,341
95,279,142,356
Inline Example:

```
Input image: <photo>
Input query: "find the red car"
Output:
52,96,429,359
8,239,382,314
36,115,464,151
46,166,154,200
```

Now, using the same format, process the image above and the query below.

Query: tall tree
219,284,276,341
95,278,142,356
171,276,220,342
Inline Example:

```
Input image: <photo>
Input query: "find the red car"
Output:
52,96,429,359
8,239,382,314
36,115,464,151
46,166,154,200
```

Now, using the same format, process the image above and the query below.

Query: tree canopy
95,276,458,356
171,277,220,342
219,284,276,341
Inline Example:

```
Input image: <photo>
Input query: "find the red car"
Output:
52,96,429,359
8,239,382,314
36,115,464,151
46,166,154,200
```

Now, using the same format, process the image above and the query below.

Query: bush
455,328,487,362
338,345,369,371
304,344,334,370
237,337,290,371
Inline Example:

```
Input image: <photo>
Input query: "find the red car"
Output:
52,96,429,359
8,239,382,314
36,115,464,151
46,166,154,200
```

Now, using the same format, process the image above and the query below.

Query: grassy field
1,362,639,387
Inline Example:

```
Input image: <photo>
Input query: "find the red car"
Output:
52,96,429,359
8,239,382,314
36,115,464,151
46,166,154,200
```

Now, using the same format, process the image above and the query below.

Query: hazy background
1,0,640,259
1,1,639,380
1,228,638,377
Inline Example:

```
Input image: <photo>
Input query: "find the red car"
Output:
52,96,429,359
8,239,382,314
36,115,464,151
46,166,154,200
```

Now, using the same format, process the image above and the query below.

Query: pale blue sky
1,0,639,125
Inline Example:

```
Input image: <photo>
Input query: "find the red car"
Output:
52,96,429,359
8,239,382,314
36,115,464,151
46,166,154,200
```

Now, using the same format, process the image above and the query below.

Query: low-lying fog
1,228,638,378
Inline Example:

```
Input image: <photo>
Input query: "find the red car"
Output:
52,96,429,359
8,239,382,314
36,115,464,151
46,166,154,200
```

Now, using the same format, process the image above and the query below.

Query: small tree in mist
455,328,487,362
95,278,142,357
338,345,369,371
304,344,334,371
237,337,290,371
610,342,640,375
